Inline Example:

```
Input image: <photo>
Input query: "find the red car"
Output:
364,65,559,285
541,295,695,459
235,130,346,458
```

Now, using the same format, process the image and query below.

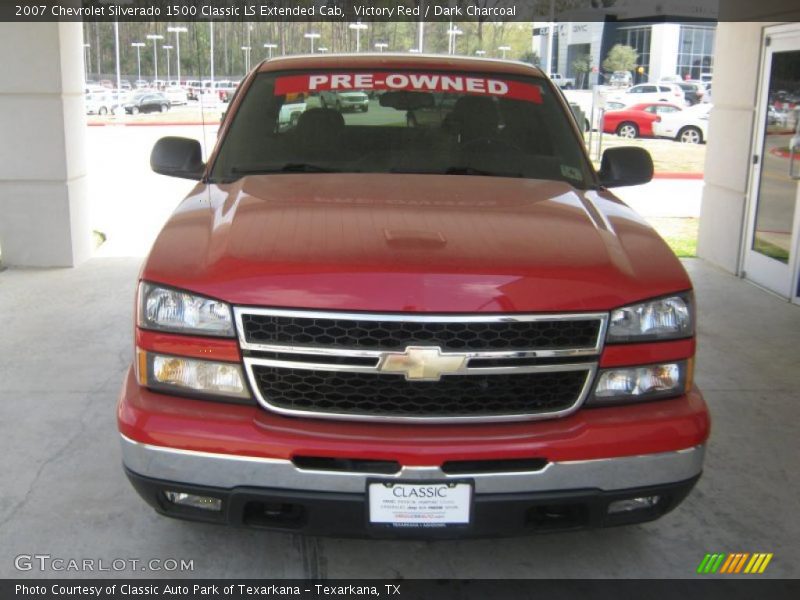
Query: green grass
646,217,698,258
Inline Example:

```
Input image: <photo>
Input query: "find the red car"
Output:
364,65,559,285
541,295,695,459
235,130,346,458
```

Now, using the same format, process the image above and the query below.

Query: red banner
274,72,543,104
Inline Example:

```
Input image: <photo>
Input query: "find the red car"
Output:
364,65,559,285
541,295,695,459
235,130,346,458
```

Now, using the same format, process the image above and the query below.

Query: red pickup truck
118,54,709,537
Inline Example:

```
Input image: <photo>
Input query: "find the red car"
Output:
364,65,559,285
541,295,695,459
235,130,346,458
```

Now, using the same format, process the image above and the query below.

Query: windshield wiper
230,163,342,175
444,166,523,178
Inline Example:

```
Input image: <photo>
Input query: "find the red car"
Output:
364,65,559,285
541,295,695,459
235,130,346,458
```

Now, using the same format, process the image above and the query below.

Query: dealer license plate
368,481,472,528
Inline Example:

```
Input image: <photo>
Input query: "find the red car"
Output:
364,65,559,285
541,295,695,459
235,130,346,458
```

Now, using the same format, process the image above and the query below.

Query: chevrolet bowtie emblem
378,346,467,381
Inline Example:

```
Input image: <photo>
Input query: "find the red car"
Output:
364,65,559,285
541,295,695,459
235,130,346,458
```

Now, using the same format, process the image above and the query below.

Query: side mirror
598,147,653,188
150,137,205,180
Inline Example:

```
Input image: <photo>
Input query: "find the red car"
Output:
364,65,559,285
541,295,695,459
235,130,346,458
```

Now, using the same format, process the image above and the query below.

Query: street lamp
498,45,511,59
447,26,463,55
375,42,388,52
241,46,252,73
146,34,164,84
349,21,368,52
83,43,90,81
263,43,277,59
131,42,145,83
163,45,173,83
167,26,187,85
304,32,320,54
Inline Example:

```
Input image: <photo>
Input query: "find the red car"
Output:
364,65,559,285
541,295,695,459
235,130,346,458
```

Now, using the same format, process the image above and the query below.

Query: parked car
164,86,188,105
215,80,239,102
278,100,307,128
603,102,683,138
84,91,112,115
608,70,632,87
611,83,686,107
184,80,202,100
653,103,712,143
676,82,705,106
121,54,709,537
548,73,575,89
134,80,148,89
123,91,171,114
320,89,369,112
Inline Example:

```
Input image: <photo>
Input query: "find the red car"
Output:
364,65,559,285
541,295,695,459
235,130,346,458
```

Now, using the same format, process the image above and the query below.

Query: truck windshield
210,69,594,188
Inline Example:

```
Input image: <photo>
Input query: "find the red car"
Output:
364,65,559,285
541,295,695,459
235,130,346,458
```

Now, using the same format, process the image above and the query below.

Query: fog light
607,495,660,514
164,491,222,511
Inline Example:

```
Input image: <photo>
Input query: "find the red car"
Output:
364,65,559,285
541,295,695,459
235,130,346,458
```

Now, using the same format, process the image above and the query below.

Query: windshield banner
274,72,543,103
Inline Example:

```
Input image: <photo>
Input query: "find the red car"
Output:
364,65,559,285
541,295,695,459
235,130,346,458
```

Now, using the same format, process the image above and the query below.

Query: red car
118,55,709,537
603,103,683,138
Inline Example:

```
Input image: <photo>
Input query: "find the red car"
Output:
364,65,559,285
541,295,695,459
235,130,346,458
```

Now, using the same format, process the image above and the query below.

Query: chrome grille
234,308,607,423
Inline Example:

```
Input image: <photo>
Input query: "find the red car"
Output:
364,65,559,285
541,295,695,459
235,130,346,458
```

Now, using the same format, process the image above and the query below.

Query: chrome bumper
120,434,705,495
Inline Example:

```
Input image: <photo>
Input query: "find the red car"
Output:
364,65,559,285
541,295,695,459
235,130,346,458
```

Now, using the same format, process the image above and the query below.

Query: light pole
146,34,163,84
167,26,187,85
375,42,388,52
163,45,173,82
349,21,368,52
447,26,463,55
304,32,320,54
498,45,511,59
131,42,145,83
83,43,90,81
241,46,251,73
263,43,277,59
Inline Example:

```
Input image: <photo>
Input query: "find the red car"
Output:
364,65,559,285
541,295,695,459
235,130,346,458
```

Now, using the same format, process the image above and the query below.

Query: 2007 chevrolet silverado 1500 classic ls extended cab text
117,54,710,537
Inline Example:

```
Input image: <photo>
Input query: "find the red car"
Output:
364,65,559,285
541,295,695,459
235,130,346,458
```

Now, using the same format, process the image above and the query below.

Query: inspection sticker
275,72,543,103
368,481,472,527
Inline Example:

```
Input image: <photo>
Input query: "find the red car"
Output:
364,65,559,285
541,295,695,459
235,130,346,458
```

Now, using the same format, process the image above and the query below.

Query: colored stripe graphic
700,553,773,574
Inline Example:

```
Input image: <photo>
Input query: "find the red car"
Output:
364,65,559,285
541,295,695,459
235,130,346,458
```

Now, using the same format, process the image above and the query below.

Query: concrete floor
0,258,798,579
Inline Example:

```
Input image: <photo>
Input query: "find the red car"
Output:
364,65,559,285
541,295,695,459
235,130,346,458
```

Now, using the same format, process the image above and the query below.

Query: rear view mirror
151,137,205,180
598,147,653,188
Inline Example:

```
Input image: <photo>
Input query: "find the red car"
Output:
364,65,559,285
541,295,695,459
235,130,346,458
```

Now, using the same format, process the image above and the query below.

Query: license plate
368,481,472,528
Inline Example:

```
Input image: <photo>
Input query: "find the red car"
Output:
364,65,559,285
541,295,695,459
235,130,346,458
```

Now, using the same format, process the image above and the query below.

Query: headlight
138,282,234,337
606,294,693,343
587,361,688,406
136,349,251,401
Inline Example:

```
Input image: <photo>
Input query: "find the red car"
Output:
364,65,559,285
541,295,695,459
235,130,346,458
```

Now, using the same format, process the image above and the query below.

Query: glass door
744,25,800,303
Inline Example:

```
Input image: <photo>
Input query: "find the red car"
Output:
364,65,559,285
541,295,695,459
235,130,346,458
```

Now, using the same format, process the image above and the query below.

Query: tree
572,54,592,88
519,50,541,67
602,44,638,74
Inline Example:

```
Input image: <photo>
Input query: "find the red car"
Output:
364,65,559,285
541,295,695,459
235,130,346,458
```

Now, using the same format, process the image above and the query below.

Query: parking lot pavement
615,179,703,218
0,257,798,578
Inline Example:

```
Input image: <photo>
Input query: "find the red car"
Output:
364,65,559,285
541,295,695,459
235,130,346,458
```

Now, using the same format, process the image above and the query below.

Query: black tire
131,106,139,115
361,105,368,113
98,106,108,116
616,122,639,139
678,126,703,144
160,104,169,113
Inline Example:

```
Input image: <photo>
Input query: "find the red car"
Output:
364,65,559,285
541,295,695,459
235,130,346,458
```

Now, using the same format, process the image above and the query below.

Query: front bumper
125,465,700,537
118,367,709,536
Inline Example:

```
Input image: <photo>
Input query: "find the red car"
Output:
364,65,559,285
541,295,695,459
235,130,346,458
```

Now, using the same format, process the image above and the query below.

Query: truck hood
141,174,691,312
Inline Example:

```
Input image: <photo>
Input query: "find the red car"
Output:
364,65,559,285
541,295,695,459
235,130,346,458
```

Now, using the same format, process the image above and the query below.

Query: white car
652,103,712,144
279,101,307,127
611,83,687,107
164,86,188,105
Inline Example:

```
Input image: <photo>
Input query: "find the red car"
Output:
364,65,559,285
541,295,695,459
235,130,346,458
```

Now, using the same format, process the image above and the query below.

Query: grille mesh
251,366,589,418
241,314,601,351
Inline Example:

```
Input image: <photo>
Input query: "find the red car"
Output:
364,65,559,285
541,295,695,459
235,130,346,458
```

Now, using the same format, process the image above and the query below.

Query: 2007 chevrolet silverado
117,54,710,537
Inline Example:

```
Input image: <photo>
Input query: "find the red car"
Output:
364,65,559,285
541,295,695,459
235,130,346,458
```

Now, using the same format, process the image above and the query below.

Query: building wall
697,22,771,274
0,22,91,267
